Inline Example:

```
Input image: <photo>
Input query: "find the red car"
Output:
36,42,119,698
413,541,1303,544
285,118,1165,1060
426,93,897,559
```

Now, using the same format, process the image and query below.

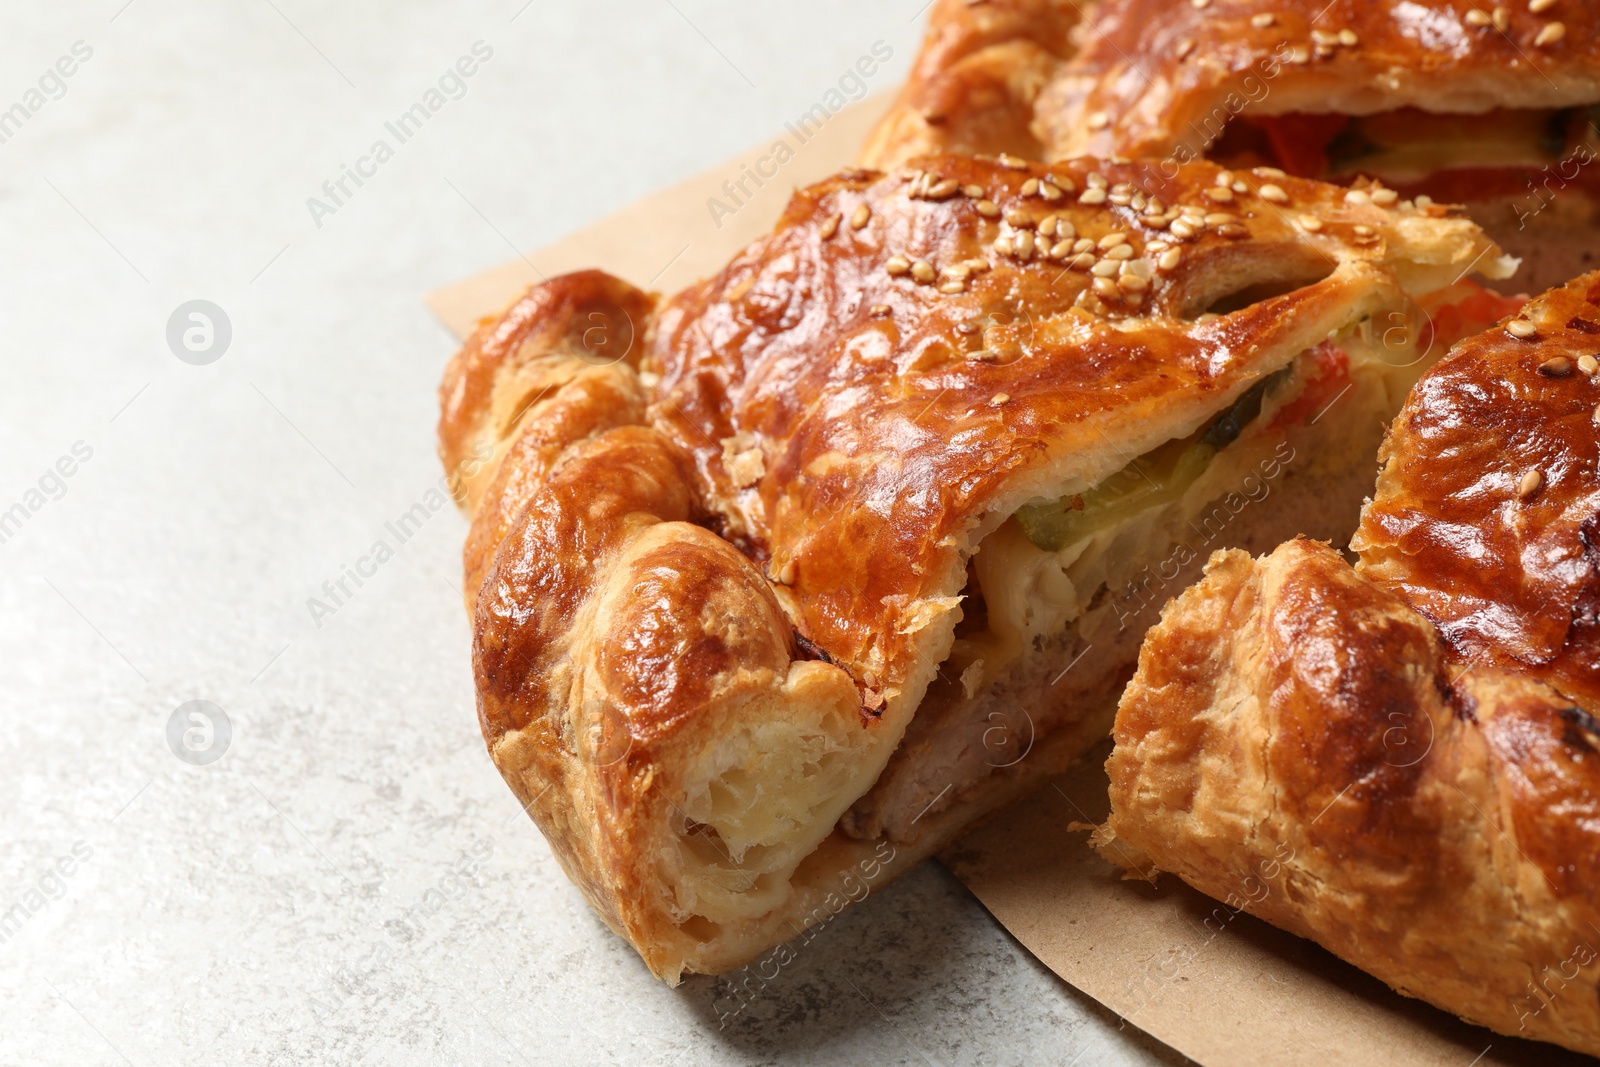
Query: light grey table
0,3,1189,1064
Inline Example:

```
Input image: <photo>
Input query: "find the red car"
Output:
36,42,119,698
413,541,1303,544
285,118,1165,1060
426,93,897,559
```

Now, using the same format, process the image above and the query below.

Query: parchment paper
425,97,1587,1067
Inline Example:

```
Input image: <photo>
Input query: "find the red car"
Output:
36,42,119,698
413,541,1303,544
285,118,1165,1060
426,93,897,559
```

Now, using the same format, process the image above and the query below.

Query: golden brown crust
440,155,1505,983
858,0,1084,169
1107,274,1600,1057
1107,539,1600,1056
1037,0,1600,163
1355,271,1600,710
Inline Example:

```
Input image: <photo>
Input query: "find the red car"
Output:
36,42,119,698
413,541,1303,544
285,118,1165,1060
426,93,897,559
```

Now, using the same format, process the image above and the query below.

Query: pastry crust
1035,0,1600,163
441,154,1506,983
1105,271,1600,1058
857,0,1085,169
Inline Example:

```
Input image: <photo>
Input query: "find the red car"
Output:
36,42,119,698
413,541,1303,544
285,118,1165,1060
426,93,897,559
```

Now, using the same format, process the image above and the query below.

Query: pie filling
1210,105,1600,203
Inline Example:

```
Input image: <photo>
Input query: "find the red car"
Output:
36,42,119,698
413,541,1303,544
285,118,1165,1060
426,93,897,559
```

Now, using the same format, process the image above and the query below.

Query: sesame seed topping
1539,356,1573,377
1118,274,1149,293
1530,0,1558,12
938,280,966,294
851,204,871,230
962,184,986,198
886,255,911,276
1594,403,1600,427
1098,232,1130,250
1087,172,1109,190
911,259,935,283
1353,224,1376,236
1021,178,1041,196
1169,219,1198,239
993,236,1015,256
1093,276,1121,300
1049,239,1074,260
1338,28,1359,46
1493,6,1510,31
1256,167,1288,180
1006,207,1035,228
976,199,1001,218
1466,9,1491,26
1298,215,1325,232
1370,188,1399,206
1015,230,1037,259
1066,252,1096,271
1072,238,1094,254
1079,187,1108,206
1204,187,1235,203
998,153,1029,170
1091,259,1120,278
1259,183,1290,204
777,559,798,586
1345,189,1372,206
1251,12,1275,28
1088,112,1110,131
1579,354,1598,376
961,258,990,273
1507,319,1538,339
1217,223,1250,239
1536,20,1566,46
1105,243,1136,260
1204,212,1238,226
820,213,841,239
1517,469,1544,501
1039,182,1065,202
990,393,1011,407
1176,38,1197,59
1039,215,1059,238
1191,0,1210,8
1158,247,1183,271
926,178,960,200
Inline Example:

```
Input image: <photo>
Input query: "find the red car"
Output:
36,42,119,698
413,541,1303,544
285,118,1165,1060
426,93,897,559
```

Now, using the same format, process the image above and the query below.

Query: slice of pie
439,153,1511,982
1103,271,1600,1057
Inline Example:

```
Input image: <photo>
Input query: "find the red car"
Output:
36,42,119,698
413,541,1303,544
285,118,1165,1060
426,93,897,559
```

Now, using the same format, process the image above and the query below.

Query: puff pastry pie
1103,272,1600,1057
439,154,1512,982
869,1,1600,291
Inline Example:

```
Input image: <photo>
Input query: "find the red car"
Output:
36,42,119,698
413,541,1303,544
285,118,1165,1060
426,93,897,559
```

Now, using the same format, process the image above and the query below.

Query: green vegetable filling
1013,366,1291,552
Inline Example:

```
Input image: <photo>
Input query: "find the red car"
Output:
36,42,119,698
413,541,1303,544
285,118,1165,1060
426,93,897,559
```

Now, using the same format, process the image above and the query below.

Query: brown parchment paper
425,98,1589,1067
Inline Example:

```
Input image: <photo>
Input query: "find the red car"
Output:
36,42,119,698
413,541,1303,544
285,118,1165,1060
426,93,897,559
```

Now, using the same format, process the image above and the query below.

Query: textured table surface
0,4,1188,1064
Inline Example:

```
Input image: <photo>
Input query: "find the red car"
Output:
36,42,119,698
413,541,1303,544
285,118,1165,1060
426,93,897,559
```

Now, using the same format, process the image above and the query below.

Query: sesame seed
1338,28,1359,46
1517,469,1544,501
1256,167,1288,180
990,393,1011,406
1049,239,1074,260
1370,188,1399,206
1345,189,1372,206
1507,319,1538,339
1191,0,1209,8
1005,207,1035,228
1539,356,1574,377
1067,252,1096,271
1536,21,1566,46
1493,6,1510,31
911,259,936,283
1048,174,1077,194
1039,215,1059,238
998,153,1029,170
851,204,871,230
1088,112,1110,131
1204,212,1238,226
1466,9,1491,25
820,213,841,239
1079,187,1108,206
1072,238,1094,254
1098,232,1130,249
886,255,911,276
1204,187,1235,203
1040,182,1065,201
1259,183,1290,204
1529,0,1557,11
1217,223,1250,239
1251,12,1275,27
1017,231,1038,259
993,236,1015,256
1108,191,1134,207
962,184,986,198
1091,259,1120,278
869,304,891,317
1285,44,1311,63
1579,354,1598,376
1021,178,1040,196
1093,276,1121,300
1158,247,1183,271
777,559,798,586
976,199,1001,218
926,178,960,200
1594,403,1600,427
1215,171,1234,188
961,258,991,273
1169,219,1198,239
1176,38,1197,59
1353,224,1375,236
1118,274,1149,293
939,280,966,294
1298,215,1325,232
1105,243,1136,260
1087,172,1109,190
